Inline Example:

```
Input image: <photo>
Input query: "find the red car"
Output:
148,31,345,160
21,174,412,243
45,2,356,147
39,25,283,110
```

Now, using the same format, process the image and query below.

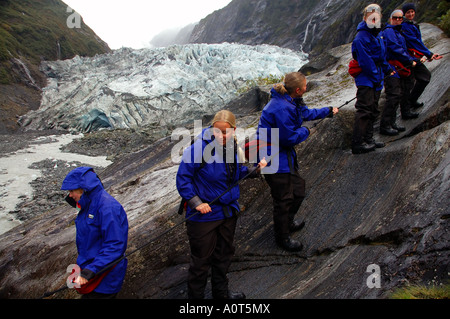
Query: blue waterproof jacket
176,127,251,222
401,20,433,59
61,167,128,294
256,88,331,174
381,24,418,79
352,21,392,90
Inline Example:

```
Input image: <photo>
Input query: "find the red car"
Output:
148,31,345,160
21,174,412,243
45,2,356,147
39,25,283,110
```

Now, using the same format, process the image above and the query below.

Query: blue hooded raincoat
61,167,128,294
381,23,417,78
176,127,252,222
256,88,332,174
352,21,392,90
401,20,433,59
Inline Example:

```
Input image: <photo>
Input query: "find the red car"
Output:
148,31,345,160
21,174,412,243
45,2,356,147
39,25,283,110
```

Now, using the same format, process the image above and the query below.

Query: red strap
408,48,425,59
388,60,411,78
244,140,271,162
71,265,116,294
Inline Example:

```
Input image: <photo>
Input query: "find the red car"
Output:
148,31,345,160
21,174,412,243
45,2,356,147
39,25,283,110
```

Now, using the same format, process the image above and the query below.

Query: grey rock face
0,24,448,300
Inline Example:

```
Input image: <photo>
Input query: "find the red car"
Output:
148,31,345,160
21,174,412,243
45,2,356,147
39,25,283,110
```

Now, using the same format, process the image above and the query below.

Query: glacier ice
20,43,308,132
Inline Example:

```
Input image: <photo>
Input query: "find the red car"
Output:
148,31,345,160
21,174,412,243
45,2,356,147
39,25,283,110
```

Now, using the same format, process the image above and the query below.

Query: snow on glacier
21,43,308,132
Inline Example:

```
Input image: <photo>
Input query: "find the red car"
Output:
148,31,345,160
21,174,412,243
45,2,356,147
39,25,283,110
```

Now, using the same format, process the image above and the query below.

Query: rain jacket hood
61,166,102,192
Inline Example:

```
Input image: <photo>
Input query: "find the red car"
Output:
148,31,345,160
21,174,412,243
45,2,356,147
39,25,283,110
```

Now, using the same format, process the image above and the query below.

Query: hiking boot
392,123,406,132
411,101,424,109
276,237,303,252
402,111,419,120
380,126,399,136
289,220,305,233
213,291,246,299
352,143,375,154
366,139,385,148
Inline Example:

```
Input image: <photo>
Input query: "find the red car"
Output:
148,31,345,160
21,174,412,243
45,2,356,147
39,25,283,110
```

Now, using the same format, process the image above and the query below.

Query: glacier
19,43,308,132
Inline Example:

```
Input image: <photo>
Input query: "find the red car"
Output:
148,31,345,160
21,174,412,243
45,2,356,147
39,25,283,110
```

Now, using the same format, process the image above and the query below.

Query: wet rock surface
0,24,448,299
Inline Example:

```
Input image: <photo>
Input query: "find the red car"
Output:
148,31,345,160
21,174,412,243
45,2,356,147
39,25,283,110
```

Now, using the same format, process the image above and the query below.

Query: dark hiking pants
186,216,237,299
352,86,381,146
264,172,306,240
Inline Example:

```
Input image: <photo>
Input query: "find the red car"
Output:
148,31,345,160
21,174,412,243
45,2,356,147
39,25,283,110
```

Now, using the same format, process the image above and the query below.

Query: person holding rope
255,71,338,252
351,4,394,154
176,110,267,299
401,3,443,110
61,167,129,299
379,9,419,136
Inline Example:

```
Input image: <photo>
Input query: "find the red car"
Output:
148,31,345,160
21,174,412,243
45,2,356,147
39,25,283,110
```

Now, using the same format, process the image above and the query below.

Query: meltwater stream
0,134,112,235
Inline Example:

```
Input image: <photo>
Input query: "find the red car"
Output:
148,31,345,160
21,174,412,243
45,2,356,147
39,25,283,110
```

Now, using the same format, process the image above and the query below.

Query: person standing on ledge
350,4,394,154
255,71,338,252
176,110,267,299
379,9,418,136
401,3,443,112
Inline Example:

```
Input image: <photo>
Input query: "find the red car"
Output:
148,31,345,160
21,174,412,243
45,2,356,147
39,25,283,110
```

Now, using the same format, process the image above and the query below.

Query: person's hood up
61,167,103,192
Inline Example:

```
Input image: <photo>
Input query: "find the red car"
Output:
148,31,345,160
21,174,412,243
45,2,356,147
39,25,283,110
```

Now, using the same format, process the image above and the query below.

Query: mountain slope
187,0,446,54
0,0,110,133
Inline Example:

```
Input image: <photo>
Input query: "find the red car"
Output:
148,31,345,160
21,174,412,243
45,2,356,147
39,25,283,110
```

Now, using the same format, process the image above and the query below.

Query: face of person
391,13,404,25
291,80,307,98
68,188,83,203
404,9,415,20
365,11,382,29
213,121,235,146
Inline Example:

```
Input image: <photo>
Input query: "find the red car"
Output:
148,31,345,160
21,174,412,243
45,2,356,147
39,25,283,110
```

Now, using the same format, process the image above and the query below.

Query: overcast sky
62,0,232,49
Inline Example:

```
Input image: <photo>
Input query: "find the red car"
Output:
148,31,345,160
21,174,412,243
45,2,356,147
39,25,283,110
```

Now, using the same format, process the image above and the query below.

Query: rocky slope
0,24,448,299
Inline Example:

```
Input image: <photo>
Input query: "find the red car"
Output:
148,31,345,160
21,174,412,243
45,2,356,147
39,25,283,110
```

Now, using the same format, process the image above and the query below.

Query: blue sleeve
402,23,432,58
385,29,415,65
85,202,128,274
176,142,203,201
276,107,310,148
300,105,331,121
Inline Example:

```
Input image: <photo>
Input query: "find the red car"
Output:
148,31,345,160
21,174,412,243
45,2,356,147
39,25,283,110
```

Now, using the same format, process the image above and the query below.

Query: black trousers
400,73,414,114
409,62,431,104
381,76,402,128
186,216,237,299
352,86,381,146
264,172,306,240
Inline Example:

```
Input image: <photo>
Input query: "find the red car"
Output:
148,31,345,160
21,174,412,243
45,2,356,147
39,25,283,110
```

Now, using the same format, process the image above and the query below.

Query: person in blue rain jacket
401,3,442,109
351,4,394,154
176,110,267,299
379,9,419,136
255,71,338,252
61,166,128,299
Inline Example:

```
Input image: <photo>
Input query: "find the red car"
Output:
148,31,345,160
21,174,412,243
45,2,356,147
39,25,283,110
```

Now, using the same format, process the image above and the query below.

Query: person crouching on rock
255,72,338,252
176,110,267,299
351,4,394,154
61,167,129,299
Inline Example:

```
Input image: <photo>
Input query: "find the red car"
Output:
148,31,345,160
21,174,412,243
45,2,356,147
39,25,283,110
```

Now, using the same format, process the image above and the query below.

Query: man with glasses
401,3,442,110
